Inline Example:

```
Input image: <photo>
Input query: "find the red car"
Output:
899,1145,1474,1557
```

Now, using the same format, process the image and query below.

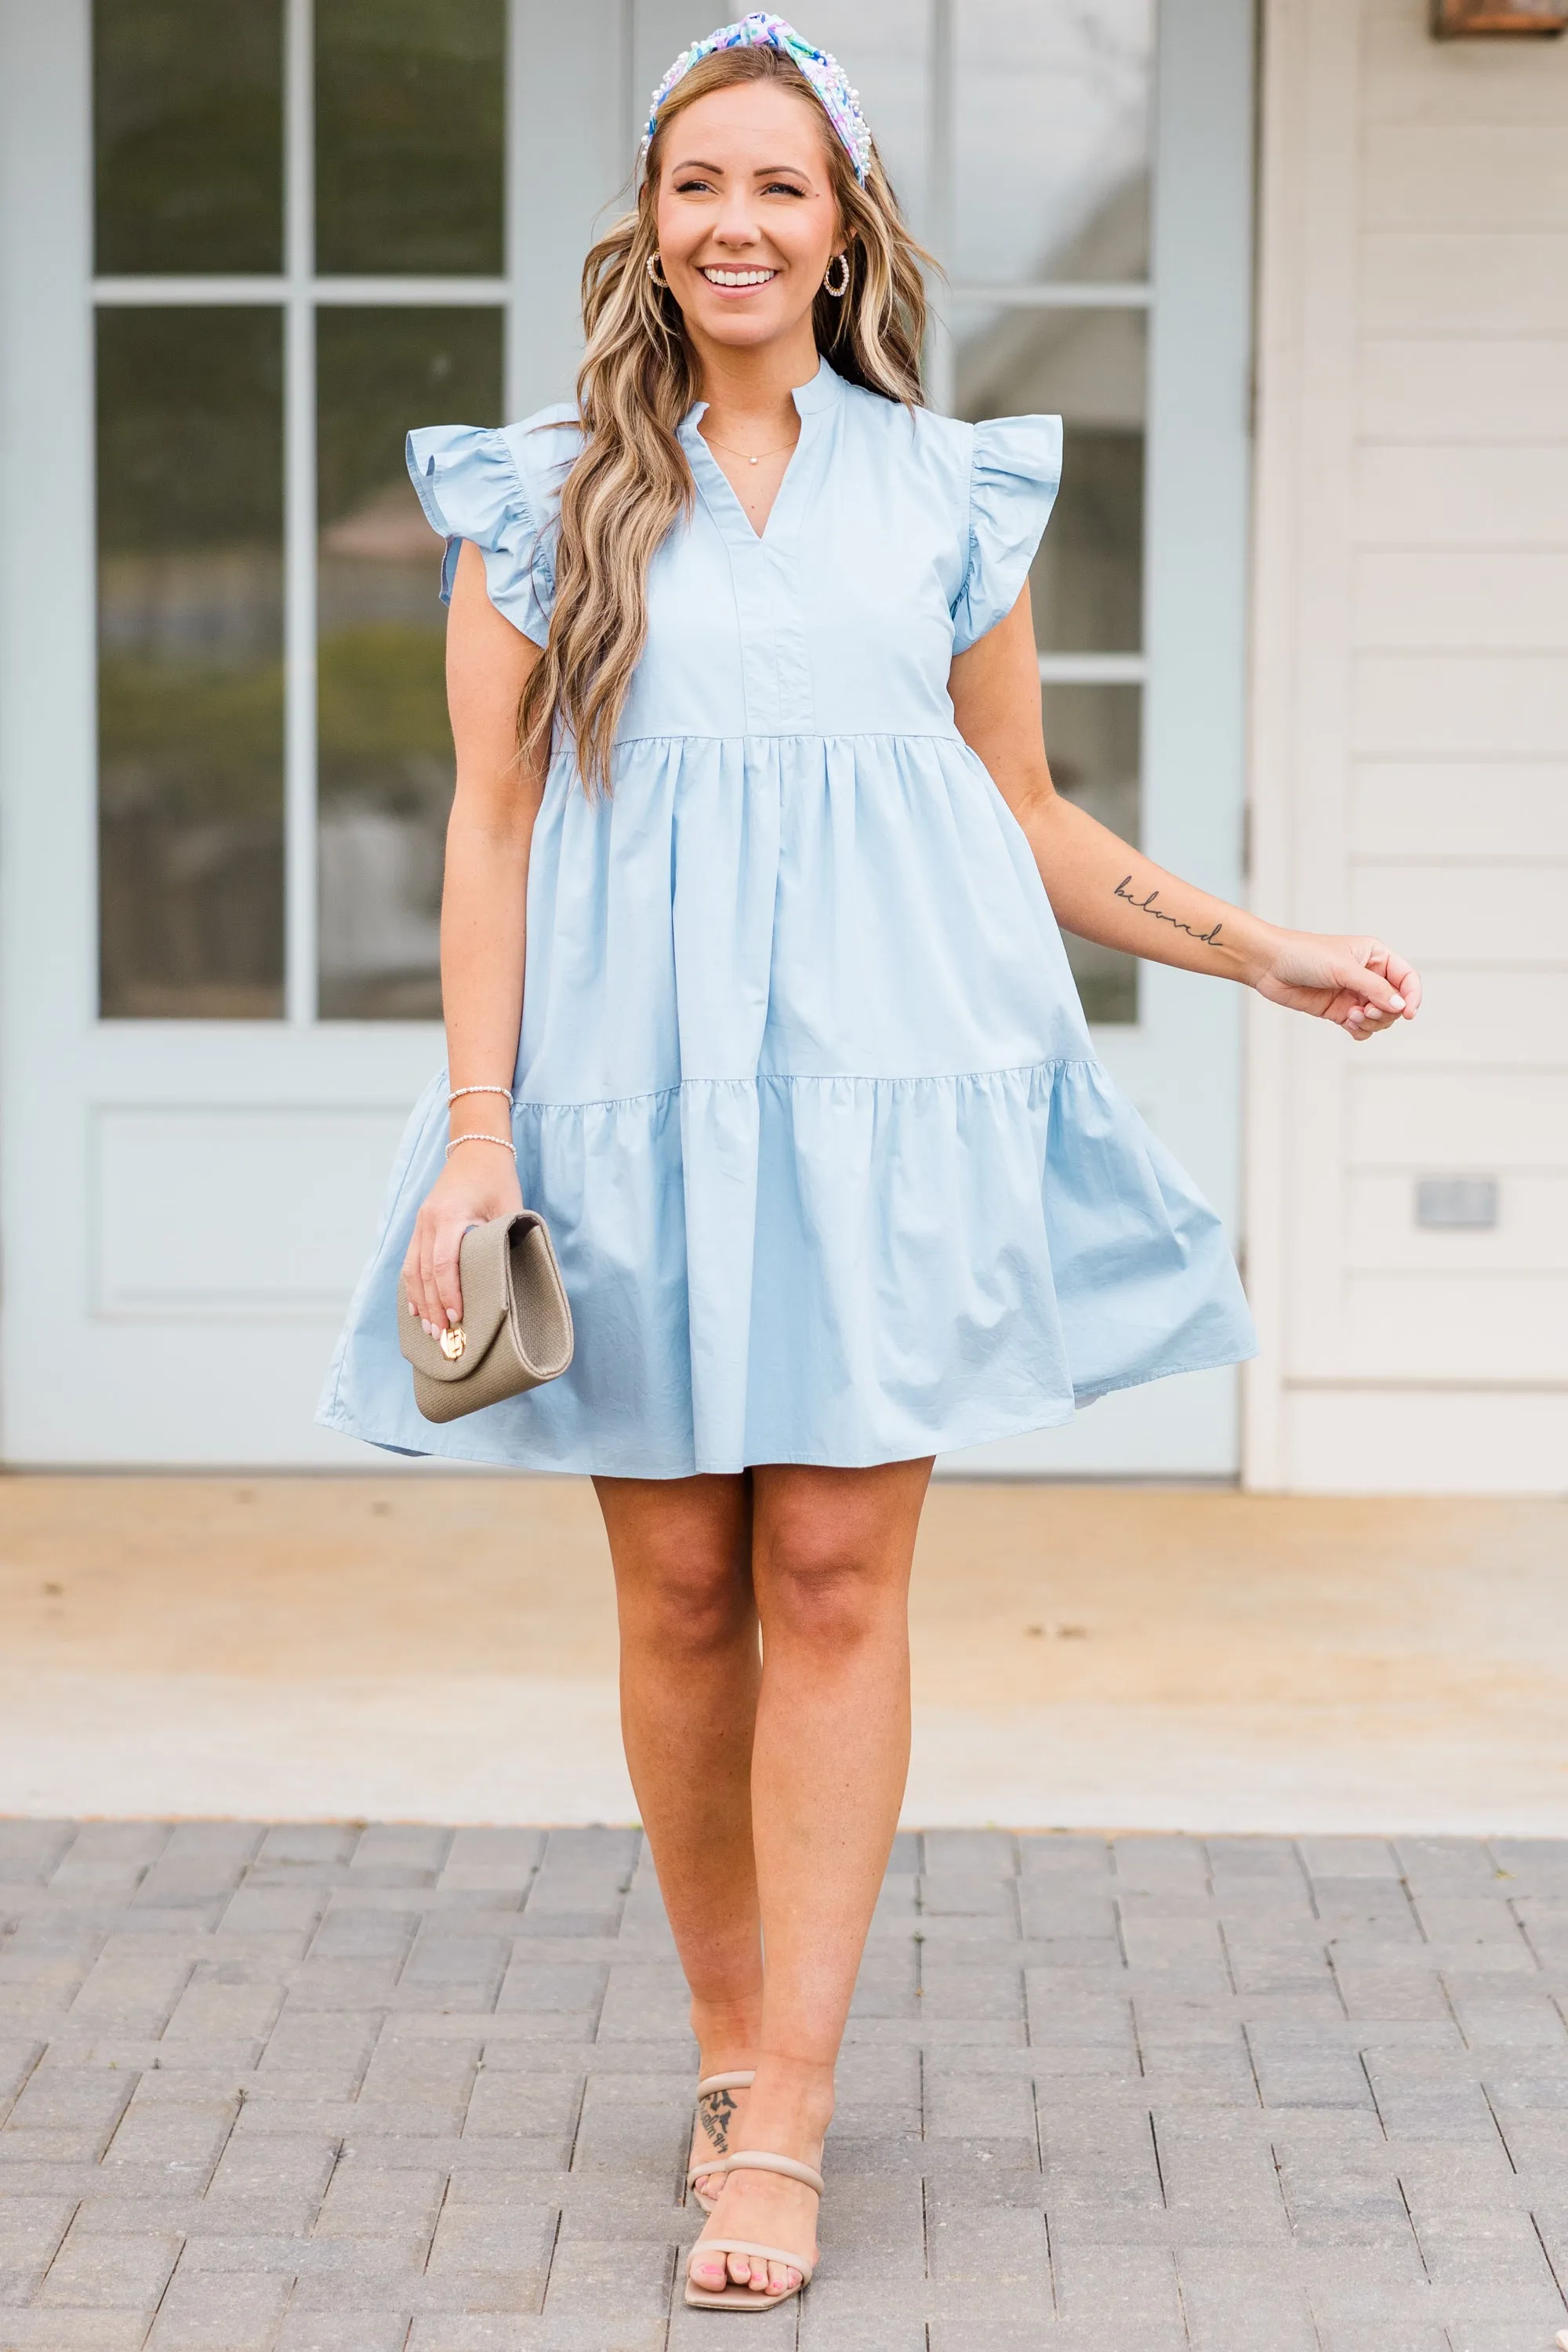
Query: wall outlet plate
1415,1177,1500,1230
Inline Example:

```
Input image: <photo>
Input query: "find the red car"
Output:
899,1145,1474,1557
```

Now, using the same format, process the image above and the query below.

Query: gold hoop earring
646,253,668,287
824,251,850,299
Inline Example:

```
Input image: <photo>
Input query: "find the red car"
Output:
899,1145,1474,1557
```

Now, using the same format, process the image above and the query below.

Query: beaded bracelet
448,1084,514,1106
444,1133,517,1158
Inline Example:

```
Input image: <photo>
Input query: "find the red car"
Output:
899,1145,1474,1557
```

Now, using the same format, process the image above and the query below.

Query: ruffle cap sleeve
405,407,578,648
950,414,1064,655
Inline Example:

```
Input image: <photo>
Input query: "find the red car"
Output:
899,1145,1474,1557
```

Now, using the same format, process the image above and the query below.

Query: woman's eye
673,176,713,192
762,180,806,197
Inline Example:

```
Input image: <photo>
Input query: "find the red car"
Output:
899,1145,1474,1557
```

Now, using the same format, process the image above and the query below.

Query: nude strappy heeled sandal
684,2148,823,2312
687,2069,755,2215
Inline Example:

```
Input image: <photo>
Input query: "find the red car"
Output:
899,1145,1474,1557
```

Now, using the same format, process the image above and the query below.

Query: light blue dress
318,358,1255,1475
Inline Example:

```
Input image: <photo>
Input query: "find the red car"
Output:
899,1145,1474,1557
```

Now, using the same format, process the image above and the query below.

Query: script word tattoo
1113,873,1224,948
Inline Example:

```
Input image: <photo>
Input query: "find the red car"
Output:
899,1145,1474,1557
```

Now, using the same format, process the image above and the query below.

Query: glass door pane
97,307,285,1017
316,307,503,1018
1038,683,1141,1023
953,0,1155,284
956,305,1145,652
955,303,1148,1021
93,0,284,274
314,0,506,274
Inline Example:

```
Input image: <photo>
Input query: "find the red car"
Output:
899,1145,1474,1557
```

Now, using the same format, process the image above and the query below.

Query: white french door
931,0,1258,1473
0,0,1252,1470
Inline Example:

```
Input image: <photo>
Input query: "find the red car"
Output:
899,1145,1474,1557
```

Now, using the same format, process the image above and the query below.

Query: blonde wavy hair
517,42,934,794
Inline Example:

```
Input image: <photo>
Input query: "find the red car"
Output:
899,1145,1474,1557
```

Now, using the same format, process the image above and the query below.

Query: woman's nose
711,198,760,246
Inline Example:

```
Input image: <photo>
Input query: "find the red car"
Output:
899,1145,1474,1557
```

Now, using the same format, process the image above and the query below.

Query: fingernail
448,1308,460,1323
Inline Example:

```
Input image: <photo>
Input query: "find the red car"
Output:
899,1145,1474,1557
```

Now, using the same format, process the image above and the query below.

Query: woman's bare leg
593,1473,765,2195
690,1456,933,2298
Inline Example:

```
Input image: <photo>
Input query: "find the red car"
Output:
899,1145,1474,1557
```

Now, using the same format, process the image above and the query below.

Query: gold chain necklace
700,427,799,467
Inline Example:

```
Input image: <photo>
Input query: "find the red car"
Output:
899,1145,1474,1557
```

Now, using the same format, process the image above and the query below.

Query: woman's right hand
401,1141,524,1338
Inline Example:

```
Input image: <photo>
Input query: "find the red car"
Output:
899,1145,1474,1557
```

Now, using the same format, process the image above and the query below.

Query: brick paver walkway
2,1824,1566,2351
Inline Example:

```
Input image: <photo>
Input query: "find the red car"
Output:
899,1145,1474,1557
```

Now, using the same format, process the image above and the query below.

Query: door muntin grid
94,0,1155,1027
92,0,506,1025
945,0,1155,1022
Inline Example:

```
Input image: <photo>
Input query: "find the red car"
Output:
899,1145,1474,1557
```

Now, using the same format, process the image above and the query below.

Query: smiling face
652,79,846,358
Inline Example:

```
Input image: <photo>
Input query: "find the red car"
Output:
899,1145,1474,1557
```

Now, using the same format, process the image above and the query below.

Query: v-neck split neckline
681,360,839,548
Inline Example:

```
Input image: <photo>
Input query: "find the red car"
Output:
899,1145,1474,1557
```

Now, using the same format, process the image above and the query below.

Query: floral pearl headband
640,11,873,185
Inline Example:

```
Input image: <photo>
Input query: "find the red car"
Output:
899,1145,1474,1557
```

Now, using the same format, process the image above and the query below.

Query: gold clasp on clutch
439,1325,466,1362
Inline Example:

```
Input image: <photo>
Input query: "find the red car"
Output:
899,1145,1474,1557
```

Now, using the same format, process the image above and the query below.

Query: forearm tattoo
1113,873,1224,948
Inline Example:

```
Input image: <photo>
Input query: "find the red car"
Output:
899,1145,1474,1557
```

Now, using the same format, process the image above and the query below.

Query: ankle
689,1993,762,2071
743,2052,836,2143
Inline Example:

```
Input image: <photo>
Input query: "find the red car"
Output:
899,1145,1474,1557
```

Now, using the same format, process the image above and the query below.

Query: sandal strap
688,2154,738,2188
716,2147,824,2195
688,2237,815,2286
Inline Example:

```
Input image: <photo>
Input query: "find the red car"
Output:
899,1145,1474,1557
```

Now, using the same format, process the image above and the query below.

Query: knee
622,1537,750,1660
757,1526,887,1650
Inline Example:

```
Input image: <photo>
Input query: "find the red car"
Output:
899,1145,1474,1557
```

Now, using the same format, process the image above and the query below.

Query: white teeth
702,267,777,287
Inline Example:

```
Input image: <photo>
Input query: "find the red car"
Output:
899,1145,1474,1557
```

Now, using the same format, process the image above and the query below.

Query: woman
321,13,1419,2312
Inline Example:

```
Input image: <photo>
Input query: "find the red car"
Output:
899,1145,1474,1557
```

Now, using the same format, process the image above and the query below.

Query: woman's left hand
1252,929,1421,1039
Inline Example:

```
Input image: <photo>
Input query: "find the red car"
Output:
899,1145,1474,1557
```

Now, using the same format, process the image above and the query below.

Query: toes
691,2249,728,2289
725,2252,780,2293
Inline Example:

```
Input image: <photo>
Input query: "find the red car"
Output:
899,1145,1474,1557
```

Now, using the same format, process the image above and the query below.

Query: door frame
0,0,1254,1468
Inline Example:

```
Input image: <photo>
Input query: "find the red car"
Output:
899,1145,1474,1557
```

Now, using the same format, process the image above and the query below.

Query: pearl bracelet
448,1084,514,1106
445,1133,517,1158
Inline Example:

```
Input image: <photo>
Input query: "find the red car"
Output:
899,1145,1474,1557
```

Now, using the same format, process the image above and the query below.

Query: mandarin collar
681,357,842,441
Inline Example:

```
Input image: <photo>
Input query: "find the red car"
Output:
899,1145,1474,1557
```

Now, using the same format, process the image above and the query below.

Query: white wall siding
1247,0,1568,1492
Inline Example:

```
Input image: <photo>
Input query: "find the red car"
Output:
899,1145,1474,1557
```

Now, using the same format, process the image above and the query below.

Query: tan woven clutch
397,1211,573,1423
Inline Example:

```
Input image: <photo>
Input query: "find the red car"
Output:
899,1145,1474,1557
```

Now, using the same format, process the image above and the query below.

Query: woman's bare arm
402,539,546,1335
949,589,1420,1036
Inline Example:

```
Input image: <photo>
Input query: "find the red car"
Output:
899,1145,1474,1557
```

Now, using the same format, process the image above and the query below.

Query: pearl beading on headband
639,11,872,186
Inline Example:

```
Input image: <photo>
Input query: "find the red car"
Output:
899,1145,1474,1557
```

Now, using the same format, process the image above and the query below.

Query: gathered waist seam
558,729,969,751
511,1059,1099,1115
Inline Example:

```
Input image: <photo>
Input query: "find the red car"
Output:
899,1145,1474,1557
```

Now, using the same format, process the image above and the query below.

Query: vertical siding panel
1246,0,1568,1490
